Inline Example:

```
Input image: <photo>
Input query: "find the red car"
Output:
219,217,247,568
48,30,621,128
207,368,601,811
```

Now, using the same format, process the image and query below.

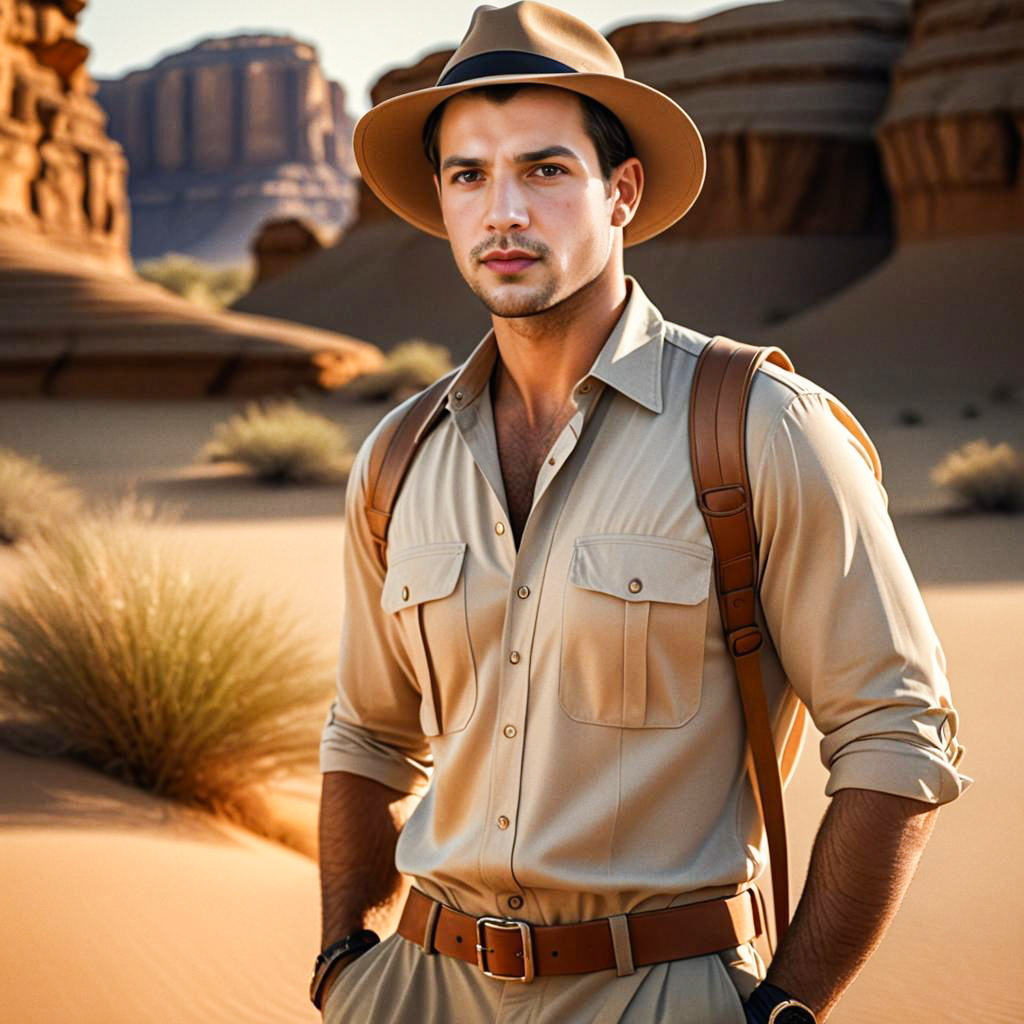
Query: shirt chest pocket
559,535,713,729
381,541,477,737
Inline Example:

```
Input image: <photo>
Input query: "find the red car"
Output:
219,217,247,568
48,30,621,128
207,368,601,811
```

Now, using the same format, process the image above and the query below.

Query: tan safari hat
353,1,706,247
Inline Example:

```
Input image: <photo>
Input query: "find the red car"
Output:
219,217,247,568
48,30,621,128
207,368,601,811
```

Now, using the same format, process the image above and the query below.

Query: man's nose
484,173,529,235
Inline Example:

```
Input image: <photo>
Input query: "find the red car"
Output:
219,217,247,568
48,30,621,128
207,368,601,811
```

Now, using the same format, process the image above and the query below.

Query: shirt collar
442,275,666,417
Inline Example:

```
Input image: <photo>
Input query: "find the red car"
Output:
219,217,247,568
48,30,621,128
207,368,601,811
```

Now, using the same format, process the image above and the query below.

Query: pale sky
79,1,771,114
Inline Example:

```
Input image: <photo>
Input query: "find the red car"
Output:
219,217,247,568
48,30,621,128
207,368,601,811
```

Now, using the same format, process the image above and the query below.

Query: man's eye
534,164,565,178
452,170,482,184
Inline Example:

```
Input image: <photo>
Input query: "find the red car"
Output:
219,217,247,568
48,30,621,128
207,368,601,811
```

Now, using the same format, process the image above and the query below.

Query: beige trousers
323,932,763,1023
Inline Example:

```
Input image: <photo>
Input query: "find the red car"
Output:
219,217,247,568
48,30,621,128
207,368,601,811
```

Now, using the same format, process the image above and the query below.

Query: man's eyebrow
439,145,581,173
440,155,485,172
514,145,580,164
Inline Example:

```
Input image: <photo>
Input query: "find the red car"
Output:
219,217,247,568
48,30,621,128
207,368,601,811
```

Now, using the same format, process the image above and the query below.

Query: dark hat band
437,50,577,87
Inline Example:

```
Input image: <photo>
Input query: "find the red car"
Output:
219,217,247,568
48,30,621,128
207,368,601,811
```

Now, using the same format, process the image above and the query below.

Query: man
313,4,970,1021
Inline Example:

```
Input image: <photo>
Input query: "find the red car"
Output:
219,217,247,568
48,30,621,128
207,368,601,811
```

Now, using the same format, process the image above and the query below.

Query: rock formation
0,8,380,398
0,0,129,271
251,217,327,286
96,34,358,264
0,225,382,398
875,0,1024,241
750,0,1024,405
612,0,910,331
238,1,913,351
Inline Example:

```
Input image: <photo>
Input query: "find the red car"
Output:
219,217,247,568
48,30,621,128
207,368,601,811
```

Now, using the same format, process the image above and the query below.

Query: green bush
0,500,331,811
0,448,82,545
345,340,453,401
136,253,252,309
930,439,1024,513
200,401,355,484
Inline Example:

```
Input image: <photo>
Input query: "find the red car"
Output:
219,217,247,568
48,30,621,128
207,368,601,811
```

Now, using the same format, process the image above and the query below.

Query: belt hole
455,935,463,943
551,950,559,957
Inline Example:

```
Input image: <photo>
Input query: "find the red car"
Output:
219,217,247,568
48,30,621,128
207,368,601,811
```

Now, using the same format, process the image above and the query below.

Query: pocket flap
381,541,467,614
569,535,712,605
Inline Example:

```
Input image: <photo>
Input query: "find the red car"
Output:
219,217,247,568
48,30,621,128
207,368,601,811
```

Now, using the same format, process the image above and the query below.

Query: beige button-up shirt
320,277,970,926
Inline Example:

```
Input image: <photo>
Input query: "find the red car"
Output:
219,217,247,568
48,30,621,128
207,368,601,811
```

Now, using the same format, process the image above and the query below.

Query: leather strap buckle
728,625,764,658
475,916,535,982
698,483,748,517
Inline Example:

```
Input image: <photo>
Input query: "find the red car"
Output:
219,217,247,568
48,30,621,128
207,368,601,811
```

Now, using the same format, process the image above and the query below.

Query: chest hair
493,399,573,547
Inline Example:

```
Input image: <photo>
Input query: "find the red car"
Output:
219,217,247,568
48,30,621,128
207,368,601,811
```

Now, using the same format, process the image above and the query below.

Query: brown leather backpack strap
364,369,460,572
689,335,795,951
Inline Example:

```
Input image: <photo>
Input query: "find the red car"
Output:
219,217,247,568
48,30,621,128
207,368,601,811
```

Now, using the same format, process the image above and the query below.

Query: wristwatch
768,1000,817,1024
745,982,817,1024
309,929,379,1011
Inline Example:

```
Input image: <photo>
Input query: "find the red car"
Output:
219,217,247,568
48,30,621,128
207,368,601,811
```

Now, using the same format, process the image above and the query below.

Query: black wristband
309,929,380,1010
745,982,814,1023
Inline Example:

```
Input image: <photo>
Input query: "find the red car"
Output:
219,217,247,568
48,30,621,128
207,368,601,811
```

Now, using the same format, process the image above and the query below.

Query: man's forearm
765,787,938,1020
318,769,416,946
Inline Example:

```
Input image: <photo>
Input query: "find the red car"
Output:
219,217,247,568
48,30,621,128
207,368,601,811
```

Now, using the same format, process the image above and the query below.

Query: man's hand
762,787,938,1020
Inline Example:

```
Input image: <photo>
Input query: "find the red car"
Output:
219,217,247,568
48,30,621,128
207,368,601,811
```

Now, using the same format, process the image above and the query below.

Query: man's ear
432,173,442,203
609,157,644,229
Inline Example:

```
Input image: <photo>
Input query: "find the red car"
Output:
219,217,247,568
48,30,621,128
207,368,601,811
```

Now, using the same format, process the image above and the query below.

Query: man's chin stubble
468,277,559,319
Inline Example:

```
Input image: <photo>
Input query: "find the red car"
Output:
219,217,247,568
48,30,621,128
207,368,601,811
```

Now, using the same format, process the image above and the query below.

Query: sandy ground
0,392,1021,1022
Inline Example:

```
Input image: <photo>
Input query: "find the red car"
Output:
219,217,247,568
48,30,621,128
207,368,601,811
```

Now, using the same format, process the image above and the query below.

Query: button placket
478,383,608,899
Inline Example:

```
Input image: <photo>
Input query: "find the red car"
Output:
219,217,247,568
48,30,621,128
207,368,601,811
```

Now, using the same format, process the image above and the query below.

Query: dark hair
421,83,635,182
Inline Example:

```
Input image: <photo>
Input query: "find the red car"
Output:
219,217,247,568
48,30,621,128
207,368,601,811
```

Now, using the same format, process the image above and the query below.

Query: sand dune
0,748,321,1024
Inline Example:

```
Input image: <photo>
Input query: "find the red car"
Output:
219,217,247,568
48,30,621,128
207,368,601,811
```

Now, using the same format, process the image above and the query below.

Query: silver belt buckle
475,916,535,982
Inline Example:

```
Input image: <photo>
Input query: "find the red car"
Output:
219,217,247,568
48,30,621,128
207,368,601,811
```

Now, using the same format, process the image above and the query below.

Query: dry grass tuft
137,252,252,309
0,499,332,812
199,401,354,484
930,439,1024,513
344,339,453,401
0,448,82,545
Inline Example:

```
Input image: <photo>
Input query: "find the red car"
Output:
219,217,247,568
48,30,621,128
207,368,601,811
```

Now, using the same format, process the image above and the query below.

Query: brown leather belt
397,886,763,983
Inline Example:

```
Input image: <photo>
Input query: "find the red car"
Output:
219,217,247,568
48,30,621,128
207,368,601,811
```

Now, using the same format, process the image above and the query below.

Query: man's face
433,88,627,319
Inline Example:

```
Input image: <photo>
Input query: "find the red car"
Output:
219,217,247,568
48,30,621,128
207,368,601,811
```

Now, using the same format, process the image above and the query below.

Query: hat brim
353,72,706,248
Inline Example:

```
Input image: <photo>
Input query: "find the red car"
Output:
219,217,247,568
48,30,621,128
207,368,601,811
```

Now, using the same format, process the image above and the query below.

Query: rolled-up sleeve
751,388,971,806
318,416,432,796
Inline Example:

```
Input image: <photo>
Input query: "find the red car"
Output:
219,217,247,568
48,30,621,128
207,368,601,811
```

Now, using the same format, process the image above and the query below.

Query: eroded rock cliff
876,0,1024,241
0,0,129,270
96,34,358,264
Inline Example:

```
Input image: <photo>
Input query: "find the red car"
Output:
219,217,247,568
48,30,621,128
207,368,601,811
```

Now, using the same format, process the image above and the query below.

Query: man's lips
480,251,539,275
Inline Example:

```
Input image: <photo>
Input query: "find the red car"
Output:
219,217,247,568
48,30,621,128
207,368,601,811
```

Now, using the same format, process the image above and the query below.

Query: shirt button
628,578,643,594
454,390,464,401
517,585,530,599
495,522,506,535
503,724,517,739
509,650,521,664
507,895,524,910
578,381,592,394
401,585,409,601
497,815,510,830
548,457,556,465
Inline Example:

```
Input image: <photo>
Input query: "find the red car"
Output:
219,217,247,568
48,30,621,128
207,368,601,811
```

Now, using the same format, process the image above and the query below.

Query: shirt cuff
319,715,432,796
824,745,973,806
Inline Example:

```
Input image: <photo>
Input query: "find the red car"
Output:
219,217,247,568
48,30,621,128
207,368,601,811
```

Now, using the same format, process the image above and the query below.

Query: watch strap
309,929,380,1010
745,981,817,1024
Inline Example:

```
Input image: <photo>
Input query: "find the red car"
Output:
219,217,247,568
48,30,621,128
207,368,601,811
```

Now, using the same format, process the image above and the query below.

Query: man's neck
490,267,629,429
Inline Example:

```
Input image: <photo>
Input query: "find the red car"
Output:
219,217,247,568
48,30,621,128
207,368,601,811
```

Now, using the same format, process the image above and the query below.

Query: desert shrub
930,439,1024,513
345,340,453,401
0,500,331,810
137,253,252,309
200,400,354,483
0,448,82,545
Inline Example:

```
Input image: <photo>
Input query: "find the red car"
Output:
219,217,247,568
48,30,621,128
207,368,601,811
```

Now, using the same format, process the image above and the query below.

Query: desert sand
0,383,1021,1022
